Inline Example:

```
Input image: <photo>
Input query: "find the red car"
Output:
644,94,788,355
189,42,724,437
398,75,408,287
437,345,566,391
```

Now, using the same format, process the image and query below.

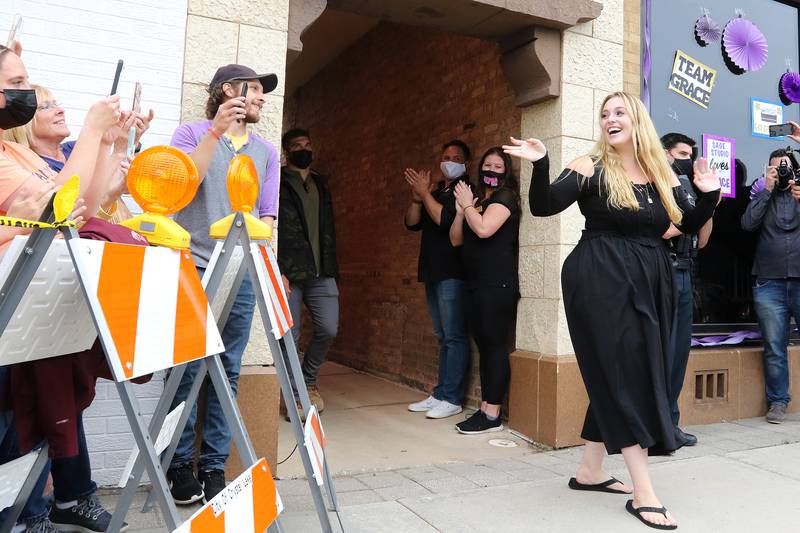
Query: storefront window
646,0,800,332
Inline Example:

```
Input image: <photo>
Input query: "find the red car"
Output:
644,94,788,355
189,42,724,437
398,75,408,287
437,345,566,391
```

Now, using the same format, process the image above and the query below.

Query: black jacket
277,169,338,283
741,187,800,279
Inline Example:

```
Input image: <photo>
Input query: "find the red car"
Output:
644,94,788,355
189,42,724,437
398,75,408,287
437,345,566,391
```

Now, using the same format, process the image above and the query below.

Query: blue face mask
440,161,466,180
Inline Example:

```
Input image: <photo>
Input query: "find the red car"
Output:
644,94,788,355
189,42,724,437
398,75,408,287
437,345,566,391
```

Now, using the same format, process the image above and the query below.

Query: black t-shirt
462,187,520,289
406,178,467,284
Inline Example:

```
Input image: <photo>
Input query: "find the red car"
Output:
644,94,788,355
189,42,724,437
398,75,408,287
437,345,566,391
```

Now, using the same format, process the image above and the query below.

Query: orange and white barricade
173,458,282,533
0,217,223,530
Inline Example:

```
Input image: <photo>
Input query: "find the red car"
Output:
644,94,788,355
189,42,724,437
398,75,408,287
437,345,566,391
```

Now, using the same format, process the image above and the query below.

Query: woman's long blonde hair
592,91,682,225
1,84,56,149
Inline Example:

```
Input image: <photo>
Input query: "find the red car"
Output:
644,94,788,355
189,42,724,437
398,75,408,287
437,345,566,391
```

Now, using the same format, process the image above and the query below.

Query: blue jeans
668,269,693,426
170,272,255,471
753,278,800,406
425,279,469,405
50,413,96,502
0,366,49,524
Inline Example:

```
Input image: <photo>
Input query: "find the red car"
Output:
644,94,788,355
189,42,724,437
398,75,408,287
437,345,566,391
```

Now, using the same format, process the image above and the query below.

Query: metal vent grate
694,370,727,402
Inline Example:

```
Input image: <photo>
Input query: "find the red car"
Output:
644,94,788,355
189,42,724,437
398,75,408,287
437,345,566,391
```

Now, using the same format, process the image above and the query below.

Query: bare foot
632,497,678,528
575,466,633,493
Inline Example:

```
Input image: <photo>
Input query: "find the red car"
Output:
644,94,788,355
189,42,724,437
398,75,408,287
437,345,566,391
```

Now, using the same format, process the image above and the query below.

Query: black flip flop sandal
625,499,677,530
568,476,630,494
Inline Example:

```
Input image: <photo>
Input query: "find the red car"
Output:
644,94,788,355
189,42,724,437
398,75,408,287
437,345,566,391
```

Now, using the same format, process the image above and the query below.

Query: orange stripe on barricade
252,459,280,533
259,245,294,328
268,298,286,338
189,506,225,533
311,410,326,450
97,244,146,379
173,250,208,365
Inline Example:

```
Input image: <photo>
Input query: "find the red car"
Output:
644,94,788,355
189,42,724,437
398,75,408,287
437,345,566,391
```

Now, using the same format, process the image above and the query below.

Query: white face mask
440,161,466,180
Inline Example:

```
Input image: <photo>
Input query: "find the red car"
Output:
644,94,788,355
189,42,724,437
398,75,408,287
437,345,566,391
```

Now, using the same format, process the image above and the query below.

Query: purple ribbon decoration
642,0,652,110
691,330,762,347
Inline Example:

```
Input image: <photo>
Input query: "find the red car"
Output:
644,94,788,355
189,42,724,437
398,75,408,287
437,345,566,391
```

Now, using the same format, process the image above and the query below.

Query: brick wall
286,22,521,404
1,0,188,486
623,0,641,96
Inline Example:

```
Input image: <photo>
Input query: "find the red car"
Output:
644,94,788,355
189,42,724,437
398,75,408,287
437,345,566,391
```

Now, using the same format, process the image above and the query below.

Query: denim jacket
741,187,800,278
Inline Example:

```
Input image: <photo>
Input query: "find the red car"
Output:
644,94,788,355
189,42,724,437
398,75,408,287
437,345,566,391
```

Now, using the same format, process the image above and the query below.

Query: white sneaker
426,401,463,419
408,395,439,412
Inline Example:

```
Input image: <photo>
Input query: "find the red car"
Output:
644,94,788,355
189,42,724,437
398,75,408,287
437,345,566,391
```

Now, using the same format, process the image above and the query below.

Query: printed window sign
751,97,784,138
702,134,736,199
668,50,717,108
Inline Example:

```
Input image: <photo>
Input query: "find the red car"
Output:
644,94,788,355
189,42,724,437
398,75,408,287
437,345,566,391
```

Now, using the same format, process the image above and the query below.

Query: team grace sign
703,134,736,198
669,50,717,109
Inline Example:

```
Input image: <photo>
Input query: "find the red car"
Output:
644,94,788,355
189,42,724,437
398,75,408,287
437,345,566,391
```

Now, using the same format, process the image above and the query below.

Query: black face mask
288,149,313,170
671,158,694,179
481,170,504,188
0,89,37,129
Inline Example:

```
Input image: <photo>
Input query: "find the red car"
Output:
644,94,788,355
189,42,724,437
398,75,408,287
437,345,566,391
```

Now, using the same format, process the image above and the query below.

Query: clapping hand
405,168,431,200
454,181,475,210
692,157,721,193
502,137,547,162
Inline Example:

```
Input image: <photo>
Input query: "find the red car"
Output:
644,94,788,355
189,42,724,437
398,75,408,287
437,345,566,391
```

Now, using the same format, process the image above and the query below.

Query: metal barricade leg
115,381,181,531
0,445,50,533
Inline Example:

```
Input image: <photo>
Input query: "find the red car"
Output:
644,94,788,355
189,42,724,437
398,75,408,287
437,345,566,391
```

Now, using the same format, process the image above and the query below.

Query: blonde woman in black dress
504,92,719,530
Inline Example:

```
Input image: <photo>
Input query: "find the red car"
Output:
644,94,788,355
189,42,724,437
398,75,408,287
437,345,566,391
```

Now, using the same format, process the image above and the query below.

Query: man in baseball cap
166,64,281,505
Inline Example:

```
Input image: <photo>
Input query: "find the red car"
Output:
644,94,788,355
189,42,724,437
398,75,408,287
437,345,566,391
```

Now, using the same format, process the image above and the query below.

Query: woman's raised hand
692,157,722,194
502,137,547,162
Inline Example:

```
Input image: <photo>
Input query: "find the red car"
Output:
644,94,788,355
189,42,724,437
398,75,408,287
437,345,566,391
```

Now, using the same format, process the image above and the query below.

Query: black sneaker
24,516,59,533
49,494,127,532
455,410,503,435
167,464,204,505
199,469,227,504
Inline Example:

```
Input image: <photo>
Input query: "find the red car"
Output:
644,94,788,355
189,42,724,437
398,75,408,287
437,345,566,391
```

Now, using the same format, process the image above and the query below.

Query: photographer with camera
742,123,800,423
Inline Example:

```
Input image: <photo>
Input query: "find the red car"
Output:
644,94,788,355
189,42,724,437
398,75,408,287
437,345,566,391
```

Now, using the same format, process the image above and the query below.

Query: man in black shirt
404,140,471,420
278,128,339,416
661,133,711,447
742,128,800,424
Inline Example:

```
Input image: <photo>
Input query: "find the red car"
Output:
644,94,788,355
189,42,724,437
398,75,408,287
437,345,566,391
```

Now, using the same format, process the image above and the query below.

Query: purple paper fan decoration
694,15,721,47
780,71,800,104
722,17,769,73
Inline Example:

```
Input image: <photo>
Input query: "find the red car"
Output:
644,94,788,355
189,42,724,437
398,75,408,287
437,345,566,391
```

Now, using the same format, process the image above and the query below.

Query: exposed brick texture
285,22,521,405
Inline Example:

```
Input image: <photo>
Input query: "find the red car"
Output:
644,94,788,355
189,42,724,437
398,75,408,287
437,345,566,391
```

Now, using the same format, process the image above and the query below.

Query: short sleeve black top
461,187,520,289
406,178,467,284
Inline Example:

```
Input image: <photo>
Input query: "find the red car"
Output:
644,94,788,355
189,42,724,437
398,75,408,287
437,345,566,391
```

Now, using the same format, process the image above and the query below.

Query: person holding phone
167,64,281,506
4,84,154,223
742,122,800,424
0,42,128,533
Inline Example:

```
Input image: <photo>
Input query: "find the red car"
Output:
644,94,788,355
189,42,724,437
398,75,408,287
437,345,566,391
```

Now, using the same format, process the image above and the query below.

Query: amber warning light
121,146,199,249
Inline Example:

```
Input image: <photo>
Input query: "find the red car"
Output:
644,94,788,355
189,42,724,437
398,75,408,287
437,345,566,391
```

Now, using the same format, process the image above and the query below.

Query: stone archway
288,0,602,107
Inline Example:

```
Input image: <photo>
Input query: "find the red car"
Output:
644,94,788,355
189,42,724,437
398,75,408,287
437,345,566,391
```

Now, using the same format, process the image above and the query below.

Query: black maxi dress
529,155,718,455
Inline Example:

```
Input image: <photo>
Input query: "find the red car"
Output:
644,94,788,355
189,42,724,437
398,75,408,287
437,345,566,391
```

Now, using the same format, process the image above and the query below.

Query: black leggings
468,286,518,405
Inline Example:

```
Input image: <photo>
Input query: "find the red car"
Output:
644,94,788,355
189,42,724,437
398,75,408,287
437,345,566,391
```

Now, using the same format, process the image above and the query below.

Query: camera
776,147,800,189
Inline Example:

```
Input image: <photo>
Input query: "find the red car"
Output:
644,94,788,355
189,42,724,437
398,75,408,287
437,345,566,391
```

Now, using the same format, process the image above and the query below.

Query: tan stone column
510,0,625,448
180,0,291,366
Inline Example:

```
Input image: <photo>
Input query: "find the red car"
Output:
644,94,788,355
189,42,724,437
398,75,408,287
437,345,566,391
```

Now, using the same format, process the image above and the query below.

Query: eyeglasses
37,100,61,112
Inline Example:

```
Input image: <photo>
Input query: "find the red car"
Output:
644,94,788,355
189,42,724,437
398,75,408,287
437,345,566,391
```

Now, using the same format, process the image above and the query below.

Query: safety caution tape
0,175,80,229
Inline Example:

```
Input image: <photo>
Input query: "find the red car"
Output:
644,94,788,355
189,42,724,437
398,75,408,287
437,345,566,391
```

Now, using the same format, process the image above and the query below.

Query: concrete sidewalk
111,412,800,532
